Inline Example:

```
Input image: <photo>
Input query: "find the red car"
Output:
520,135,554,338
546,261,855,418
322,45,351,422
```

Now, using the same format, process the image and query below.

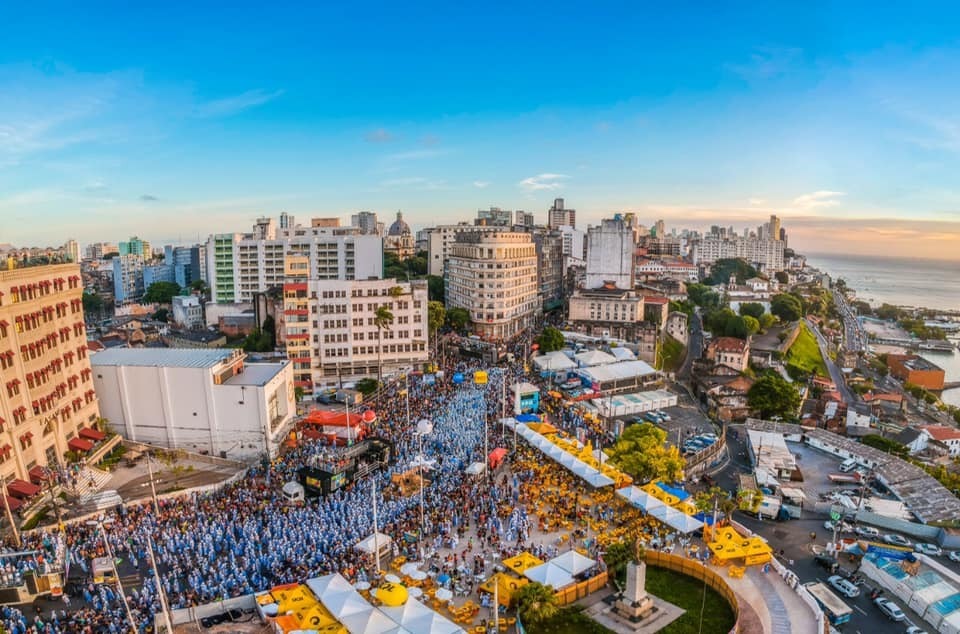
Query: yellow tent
274,585,315,613
502,552,544,574
707,526,772,565
375,582,409,607
474,370,488,385
529,422,558,435
295,604,339,630
479,572,528,606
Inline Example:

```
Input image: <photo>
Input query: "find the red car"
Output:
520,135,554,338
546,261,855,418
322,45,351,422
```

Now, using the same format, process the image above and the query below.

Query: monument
613,540,656,621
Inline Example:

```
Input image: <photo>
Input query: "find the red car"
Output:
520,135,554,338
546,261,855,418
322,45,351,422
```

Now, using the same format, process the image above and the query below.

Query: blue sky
2,2,960,258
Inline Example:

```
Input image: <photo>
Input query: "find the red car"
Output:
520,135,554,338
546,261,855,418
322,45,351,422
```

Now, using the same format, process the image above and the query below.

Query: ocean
805,252,960,406
804,253,959,313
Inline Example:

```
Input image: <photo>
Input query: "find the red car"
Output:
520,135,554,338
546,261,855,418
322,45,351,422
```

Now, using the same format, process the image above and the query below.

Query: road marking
854,606,868,616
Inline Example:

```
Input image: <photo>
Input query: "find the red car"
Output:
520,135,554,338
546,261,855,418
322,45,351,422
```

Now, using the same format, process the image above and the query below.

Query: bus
803,581,853,626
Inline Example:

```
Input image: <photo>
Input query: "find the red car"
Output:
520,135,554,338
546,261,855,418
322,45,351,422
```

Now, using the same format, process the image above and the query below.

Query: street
808,318,856,404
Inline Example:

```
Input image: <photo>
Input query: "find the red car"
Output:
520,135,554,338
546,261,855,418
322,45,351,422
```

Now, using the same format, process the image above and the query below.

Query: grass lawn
785,323,828,378
528,606,613,634
644,567,736,634
660,335,686,372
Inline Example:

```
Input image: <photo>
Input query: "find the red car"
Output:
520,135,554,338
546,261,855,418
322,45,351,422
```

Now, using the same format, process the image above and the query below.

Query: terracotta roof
643,296,669,305
711,337,747,353
921,425,960,442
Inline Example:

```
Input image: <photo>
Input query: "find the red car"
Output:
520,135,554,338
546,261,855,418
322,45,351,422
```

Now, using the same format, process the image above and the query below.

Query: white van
839,458,858,473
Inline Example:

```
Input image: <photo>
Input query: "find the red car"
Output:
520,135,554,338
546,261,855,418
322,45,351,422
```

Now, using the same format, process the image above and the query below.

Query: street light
86,515,138,632
415,418,433,560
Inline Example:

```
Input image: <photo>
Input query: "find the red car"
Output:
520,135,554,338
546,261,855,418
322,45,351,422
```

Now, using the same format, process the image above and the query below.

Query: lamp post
145,534,174,633
87,515,137,633
415,418,433,561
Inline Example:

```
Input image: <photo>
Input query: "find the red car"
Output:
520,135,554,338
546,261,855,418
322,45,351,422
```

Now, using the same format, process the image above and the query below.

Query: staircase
72,465,113,500
748,568,792,634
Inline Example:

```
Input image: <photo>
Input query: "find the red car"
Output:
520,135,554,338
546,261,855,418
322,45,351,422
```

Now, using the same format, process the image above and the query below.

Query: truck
803,581,852,626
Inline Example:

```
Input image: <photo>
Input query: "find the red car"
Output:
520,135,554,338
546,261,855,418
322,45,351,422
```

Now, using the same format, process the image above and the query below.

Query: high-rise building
0,264,102,488
164,245,206,288
769,215,782,242
515,210,535,228
279,212,295,230
426,224,501,277
206,217,383,304
113,255,145,304
691,234,785,272
351,211,381,235
445,231,541,340
476,207,513,227
143,264,175,290
557,226,587,266
63,240,80,264
84,243,118,260
586,217,635,290
118,236,151,258
531,230,564,312
281,254,429,392
547,198,576,229
652,219,666,238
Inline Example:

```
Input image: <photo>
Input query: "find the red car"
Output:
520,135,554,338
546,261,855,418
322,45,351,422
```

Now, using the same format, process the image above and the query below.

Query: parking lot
612,389,718,446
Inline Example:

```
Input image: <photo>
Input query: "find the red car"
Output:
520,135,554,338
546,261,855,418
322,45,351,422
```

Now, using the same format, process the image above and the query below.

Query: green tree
759,313,776,330
82,291,104,314
242,328,273,352
536,326,565,353
742,315,760,335
602,541,633,579
739,302,765,319
861,434,909,458
152,308,170,322
356,378,379,396
446,307,470,332
189,279,209,297
514,582,559,626
294,386,305,402
704,258,758,286
771,293,803,322
774,271,789,284
605,423,685,484
687,283,721,309
142,281,181,304
374,305,394,401
426,275,445,303
693,486,730,514
747,373,800,419
427,301,446,340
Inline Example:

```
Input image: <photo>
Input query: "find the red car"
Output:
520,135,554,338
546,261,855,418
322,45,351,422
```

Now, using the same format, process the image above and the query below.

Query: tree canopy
536,326,565,353
427,301,446,337
687,283,721,309
774,271,789,284
771,293,803,322
738,302,765,319
143,281,181,304
605,423,685,484
514,582,559,626
747,373,800,419
704,308,750,339
82,291,104,314
242,328,273,352
446,307,470,332
705,258,758,286
426,275,444,303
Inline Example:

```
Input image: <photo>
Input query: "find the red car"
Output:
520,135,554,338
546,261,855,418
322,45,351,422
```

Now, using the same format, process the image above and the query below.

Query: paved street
808,318,856,404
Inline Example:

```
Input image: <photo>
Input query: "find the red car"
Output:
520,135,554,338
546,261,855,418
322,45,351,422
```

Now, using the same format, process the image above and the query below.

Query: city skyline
3,3,960,259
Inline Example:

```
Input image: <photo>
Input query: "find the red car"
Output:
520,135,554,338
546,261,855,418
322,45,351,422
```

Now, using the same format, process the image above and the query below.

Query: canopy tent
523,562,575,589
609,347,636,361
532,351,576,372
512,423,616,488
408,455,436,470
379,599,464,634
574,350,617,367
478,572,528,606
655,481,690,501
616,486,667,513
305,575,408,634
665,513,705,534
527,422,557,434
488,447,508,469
706,526,772,565
354,532,392,555
303,409,375,427
515,413,541,423
549,551,597,577
502,552,544,575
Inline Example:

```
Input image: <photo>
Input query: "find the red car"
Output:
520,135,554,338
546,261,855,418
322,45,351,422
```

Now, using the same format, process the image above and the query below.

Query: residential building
91,348,294,460
515,210,535,228
112,255,145,304
171,295,204,329
568,286,646,340
351,211,380,235
706,336,750,372
384,211,416,260
0,264,102,490
476,207,513,227
310,218,341,228
279,212,295,230
118,236,151,258
84,243,118,260
886,354,945,390
635,258,698,282
445,231,540,341
531,230,564,312
63,240,80,264
281,258,429,391
205,216,383,304
919,425,960,457
426,224,501,277
691,234,785,273
557,225,586,266
586,216,635,290
162,330,227,349
164,245,206,288
547,198,576,229
143,264,175,289
652,219,666,238
665,311,688,345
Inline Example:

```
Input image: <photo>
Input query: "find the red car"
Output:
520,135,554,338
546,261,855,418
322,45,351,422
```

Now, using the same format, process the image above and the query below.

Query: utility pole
88,516,137,633
1,487,20,548
146,534,173,633
372,479,381,572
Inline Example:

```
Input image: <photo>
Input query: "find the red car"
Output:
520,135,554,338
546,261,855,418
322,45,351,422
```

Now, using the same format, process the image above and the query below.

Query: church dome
387,211,411,236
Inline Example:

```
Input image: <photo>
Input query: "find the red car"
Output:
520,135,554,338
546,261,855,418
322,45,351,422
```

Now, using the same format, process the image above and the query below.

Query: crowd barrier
554,570,608,606
643,550,740,634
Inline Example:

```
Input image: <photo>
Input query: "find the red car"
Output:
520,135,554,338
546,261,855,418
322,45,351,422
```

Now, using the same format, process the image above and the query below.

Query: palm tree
373,305,394,404
514,582,559,626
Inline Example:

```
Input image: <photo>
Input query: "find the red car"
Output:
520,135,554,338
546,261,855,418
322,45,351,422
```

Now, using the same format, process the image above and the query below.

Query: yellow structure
479,572,528,606
267,584,346,634
640,481,698,515
502,552,544,574
706,525,772,566
474,370,488,385
374,582,409,607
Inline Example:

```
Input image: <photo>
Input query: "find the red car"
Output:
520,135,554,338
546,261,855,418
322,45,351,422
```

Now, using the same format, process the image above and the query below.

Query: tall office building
445,231,541,340
0,264,102,491
515,210,535,228
547,198,576,229
63,240,80,264
426,224,502,277
113,255,145,304
769,215,781,242
279,212,295,230
143,264,175,290
351,211,381,236
206,216,383,304
531,230,564,312
118,236,151,258
585,217,635,290
84,243,118,260
476,207,513,227
163,245,206,288
652,219,666,238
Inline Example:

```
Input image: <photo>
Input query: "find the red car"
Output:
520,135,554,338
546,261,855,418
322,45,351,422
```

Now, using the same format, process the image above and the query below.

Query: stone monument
613,539,656,621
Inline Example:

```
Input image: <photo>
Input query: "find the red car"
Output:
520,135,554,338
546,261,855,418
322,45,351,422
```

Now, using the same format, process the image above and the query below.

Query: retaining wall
643,550,740,634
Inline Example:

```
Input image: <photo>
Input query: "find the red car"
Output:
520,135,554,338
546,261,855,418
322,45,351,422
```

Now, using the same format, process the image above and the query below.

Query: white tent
355,532,392,555
340,609,408,634
532,351,576,372
610,347,636,361
616,486,666,513
584,471,616,487
550,551,597,576
408,455,436,470
523,562,575,589
574,350,617,367
513,423,615,489
666,513,704,534
380,598,465,634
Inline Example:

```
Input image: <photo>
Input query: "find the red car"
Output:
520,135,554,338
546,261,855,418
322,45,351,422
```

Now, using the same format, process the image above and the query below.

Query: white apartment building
206,217,383,304
92,348,295,460
281,262,429,391
445,231,541,341
558,225,586,267
635,258,699,282
691,235,785,272
426,224,502,276
171,295,204,329
586,217,635,290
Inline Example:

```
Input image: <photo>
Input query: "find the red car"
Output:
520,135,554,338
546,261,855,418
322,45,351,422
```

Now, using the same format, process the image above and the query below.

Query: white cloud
518,173,569,192
792,190,846,209
748,197,766,206
365,128,395,143
192,89,284,118
473,180,490,189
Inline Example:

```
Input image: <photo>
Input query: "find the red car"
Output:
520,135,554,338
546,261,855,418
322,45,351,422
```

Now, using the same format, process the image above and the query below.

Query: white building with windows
691,235,785,272
426,224,502,276
171,295,203,329
91,348,295,460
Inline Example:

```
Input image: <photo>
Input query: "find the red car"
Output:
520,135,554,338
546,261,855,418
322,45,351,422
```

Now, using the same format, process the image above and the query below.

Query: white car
906,626,928,634
824,520,853,533
828,575,860,598
948,551,960,563
915,543,942,556
884,534,912,547
855,526,880,538
874,597,906,622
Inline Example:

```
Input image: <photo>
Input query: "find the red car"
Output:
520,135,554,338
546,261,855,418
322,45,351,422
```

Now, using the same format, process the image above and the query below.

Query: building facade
886,354,945,390
281,261,429,391
119,236,151,258
445,231,541,341
143,264,175,289
164,245,206,288
547,198,576,229
426,224,501,277
91,348,294,460
112,255,145,304
691,235,785,272
171,295,204,329
531,230,564,312
351,211,381,235
0,264,102,488
384,212,416,260
476,207,513,227
586,217,635,290
63,240,80,264
206,217,384,304
84,243,118,260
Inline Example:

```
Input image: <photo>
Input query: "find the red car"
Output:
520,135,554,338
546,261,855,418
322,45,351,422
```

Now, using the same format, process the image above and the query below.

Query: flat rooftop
91,348,239,369
224,362,288,386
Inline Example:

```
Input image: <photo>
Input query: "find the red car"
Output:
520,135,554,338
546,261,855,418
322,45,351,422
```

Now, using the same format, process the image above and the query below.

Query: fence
122,440,247,469
685,431,727,476
554,570,608,606
643,551,740,633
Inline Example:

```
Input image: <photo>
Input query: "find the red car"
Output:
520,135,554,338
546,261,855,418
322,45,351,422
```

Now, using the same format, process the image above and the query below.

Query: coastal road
808,318,856,404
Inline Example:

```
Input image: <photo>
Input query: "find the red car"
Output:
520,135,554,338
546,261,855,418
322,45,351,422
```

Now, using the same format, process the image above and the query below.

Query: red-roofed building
705,336,750,372
920,425,960,457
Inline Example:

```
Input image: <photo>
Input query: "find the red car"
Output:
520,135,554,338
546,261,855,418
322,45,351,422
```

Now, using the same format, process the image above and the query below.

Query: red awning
301,428,324,440
68,437,95,452
78,427,106,441
3,496,22,512
7,480,41,498
28,466,50,484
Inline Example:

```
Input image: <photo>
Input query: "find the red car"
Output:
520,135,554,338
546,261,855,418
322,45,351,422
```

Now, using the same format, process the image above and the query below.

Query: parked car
813,553,837,571
824,520,853,533
855,526,880,538
658,411,672,421
874,597,906,622
915,543,942,556
828,575,860,598
906,626,928,634
883,534,912,547
948,550,960,563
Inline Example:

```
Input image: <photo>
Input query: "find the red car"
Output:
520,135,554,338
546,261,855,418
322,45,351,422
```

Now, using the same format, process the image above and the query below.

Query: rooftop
921,425,960,442
91,348,240,369
711,336,748,353
223,362,288,386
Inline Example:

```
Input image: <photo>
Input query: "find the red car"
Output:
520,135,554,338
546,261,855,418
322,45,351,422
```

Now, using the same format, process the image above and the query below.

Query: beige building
445,231,541,341
282,255,429,391
0,264,102,495
426,224,501,276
